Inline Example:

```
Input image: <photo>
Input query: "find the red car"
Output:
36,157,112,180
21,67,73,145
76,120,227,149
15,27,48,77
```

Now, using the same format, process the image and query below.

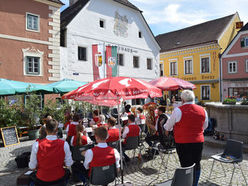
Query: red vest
72,134,88,146
37,139,65,182
67,122,78,137
64,121,71,129
97,123,107,128
174,104,206,143
89,146,115,176
126,125,140,138
106,128,119,143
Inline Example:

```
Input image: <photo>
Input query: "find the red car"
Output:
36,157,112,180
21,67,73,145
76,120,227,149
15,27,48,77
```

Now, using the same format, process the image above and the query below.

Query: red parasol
149,76,196,91
62,76,162,101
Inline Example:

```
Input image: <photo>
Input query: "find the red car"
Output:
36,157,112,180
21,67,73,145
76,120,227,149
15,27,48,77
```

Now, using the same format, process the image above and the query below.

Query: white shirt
164,102,208,131
84,143,120,170
70,132,92,146
135,114,146,125
122,122,140,139
29,135,73,170
155,114,170,131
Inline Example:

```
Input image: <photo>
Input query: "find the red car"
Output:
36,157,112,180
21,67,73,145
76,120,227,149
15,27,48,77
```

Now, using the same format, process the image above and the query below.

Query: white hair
99,114,105,122
181,90,195,102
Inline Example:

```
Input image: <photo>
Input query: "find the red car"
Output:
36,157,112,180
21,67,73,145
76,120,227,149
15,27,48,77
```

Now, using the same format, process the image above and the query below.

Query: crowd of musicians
28,90,208,186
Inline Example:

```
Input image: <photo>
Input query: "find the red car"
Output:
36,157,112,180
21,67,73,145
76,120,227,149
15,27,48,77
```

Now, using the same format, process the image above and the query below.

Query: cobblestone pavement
1,138,248,186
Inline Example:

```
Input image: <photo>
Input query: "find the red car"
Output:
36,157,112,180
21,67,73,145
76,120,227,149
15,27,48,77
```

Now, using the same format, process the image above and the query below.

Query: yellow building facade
158,13,241,102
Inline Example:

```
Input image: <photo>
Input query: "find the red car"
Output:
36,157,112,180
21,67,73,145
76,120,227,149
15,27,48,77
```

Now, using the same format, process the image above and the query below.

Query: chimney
69,0,79,6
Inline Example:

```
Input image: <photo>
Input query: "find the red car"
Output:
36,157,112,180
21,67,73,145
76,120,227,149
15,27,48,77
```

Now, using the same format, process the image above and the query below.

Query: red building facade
221,23,248,100
0,0,62,84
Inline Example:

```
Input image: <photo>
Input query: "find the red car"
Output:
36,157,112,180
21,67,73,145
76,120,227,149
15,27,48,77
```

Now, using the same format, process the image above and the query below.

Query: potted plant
23,93,42,140
241,97,248,105
222,97,236,105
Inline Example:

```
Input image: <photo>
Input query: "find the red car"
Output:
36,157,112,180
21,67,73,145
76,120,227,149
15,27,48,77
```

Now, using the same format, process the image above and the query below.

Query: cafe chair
155,163,195,186
90,163,117,185
124,136,140,159
209,139,247,185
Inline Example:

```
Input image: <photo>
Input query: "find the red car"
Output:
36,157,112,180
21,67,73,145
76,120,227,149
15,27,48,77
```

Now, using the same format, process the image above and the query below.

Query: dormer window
241,37,248,47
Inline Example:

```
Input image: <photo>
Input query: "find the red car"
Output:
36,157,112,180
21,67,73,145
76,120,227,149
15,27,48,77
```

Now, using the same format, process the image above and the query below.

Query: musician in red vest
122,114,140,162
29,119,73,185
106,117,119,143
89,110,100,126
164,90,208,186
83,127,120,177
66,113,80,143
70,123,92,147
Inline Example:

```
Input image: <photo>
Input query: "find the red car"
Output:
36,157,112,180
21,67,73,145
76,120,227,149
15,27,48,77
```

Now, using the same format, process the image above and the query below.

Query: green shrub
222,98,236,105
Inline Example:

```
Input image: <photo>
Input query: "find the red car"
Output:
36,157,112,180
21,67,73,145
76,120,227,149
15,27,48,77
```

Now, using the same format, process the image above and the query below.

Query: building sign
236,22,243,29
202,75,215,80
114,11,128,38
182,77,197,81
118,46,138,53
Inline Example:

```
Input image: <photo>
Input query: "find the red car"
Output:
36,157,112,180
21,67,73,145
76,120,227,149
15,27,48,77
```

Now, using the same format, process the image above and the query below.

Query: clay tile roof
61,0,140,29
48,0,64,5
156,14,236,52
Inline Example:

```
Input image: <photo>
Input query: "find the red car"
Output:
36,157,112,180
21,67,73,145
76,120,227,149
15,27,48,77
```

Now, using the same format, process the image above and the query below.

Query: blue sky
60,0,248,36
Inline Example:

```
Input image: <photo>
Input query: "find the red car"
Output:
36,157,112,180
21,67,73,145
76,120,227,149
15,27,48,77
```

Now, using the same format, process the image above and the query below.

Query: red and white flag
92,44,105,80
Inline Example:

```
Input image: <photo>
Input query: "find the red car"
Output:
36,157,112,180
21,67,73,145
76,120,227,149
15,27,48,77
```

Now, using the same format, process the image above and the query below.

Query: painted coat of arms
114,11,128,38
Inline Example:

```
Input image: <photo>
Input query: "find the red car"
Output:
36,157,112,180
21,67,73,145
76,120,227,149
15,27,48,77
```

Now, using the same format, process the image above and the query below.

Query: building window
159,63,164,76
26,56,40,75
99,19,105,28
78,47,87,61
133,56,139,68
147,58,152,70
201,57,210,73
26,13,39,31
201,85,210,100
246,59,248,72
228,61,237,73
241,37,248,47
138,31,142,38
118,53,124,66
132,98,145,105
170,62,177,75
228,87,248,98
184,59,193,74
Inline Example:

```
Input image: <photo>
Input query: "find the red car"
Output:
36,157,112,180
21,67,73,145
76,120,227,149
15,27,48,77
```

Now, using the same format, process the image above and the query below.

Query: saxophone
145,108,156,135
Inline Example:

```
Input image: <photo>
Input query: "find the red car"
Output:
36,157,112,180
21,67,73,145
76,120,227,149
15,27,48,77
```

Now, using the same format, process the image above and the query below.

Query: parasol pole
117,97,124,183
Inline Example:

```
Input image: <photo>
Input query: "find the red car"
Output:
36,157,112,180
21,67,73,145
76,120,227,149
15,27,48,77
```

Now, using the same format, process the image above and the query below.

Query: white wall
60,0,160,82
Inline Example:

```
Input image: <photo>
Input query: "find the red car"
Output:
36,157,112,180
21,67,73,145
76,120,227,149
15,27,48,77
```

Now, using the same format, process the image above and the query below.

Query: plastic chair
209,139,247,185
155,164,195,186
90,163,117,185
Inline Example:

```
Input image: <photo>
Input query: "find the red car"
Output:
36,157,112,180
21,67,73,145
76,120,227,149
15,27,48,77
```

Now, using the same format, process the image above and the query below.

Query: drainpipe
219,53,223,102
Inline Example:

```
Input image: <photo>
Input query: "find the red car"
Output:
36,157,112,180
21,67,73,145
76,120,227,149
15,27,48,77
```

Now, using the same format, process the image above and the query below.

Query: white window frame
78,46,87,61
184,57,193,75
133,56,139,68
118,53,124,66
200,55,211,74
22,48,43,76
246,59,248,72
228,61,238,73
99,18,106,29
159,62,164,77
169,61,178,76
147,58,153,70
200,85,211,100
26,12,40,32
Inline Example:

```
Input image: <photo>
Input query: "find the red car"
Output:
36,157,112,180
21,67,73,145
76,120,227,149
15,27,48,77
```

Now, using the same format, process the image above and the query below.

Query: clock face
113,11,128,38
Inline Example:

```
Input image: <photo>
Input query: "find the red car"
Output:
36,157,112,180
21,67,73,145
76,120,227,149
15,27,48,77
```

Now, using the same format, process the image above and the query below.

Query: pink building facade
221,23,248,100
0,0,63,84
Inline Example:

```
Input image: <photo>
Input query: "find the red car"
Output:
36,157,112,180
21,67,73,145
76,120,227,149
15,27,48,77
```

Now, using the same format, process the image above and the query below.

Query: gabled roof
156,14,236,53
48,0,64,5
61,0,140,29
221,22,248,57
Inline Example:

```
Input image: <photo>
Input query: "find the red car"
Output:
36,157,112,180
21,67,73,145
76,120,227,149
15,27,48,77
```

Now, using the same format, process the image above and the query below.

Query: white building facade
60,0,160,83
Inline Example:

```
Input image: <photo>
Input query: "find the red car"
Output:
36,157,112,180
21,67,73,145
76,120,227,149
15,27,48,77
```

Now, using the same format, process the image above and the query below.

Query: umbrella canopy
48,78,87,93
149,76,196,91
0,78,53,95
62,76,162,101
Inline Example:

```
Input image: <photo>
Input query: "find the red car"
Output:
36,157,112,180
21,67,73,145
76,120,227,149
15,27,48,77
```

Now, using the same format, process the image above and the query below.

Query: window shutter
37,58,40,75
25,57,29,74
241,38,245,47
